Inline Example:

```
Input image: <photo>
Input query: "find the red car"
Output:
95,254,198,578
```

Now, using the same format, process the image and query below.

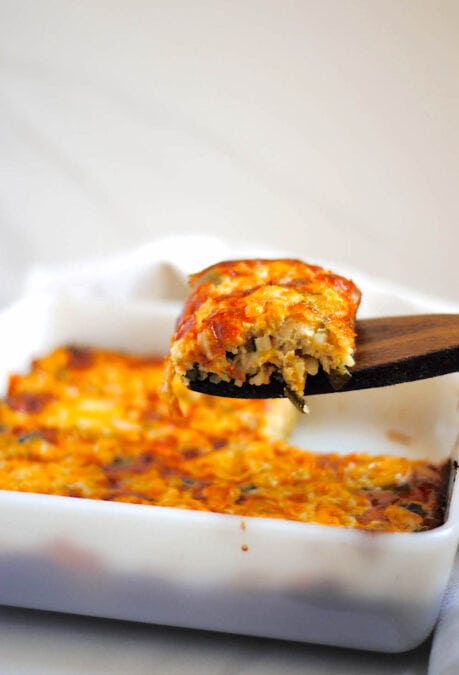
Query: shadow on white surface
0,605,430,675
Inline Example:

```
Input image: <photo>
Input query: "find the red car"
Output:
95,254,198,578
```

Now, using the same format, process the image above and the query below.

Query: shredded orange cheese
0,347,448,532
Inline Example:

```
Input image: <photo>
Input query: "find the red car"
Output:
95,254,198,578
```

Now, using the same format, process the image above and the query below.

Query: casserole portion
162,258,361,411
1,346,295,441
0,346,449,532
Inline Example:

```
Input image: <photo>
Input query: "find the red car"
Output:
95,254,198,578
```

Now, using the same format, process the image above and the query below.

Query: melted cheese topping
163,258,361,410
0,347,448,532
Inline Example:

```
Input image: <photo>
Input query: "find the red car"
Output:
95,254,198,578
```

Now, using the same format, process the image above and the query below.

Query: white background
1,1,458,306
0,1,458,673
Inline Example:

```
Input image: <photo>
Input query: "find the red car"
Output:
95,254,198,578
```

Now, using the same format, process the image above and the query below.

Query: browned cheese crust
0,346,448,531
163,258,361,411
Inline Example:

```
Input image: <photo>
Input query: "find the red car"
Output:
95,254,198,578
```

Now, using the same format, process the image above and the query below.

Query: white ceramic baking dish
0,291,457,653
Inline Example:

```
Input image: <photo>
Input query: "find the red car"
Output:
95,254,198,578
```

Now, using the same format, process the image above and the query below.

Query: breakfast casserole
162,258,361,412
0,346,448,532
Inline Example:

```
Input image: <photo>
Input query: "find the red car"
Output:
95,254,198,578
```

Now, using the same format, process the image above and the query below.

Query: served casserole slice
162,259,361,411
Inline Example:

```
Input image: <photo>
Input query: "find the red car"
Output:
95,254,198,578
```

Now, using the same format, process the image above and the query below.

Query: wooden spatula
188,314,459,399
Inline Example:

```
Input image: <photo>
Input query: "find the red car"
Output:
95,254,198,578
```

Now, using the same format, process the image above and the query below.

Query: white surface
0,606,432,675
0,1,458,672
429,553,459,675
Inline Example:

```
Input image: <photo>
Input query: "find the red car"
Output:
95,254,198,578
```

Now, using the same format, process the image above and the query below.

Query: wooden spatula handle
354,314,459,369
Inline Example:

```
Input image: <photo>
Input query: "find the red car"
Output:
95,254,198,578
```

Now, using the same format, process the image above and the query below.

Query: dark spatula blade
188,314,459,399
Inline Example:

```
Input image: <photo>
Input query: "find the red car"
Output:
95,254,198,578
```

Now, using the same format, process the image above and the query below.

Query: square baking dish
0,291,457,653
